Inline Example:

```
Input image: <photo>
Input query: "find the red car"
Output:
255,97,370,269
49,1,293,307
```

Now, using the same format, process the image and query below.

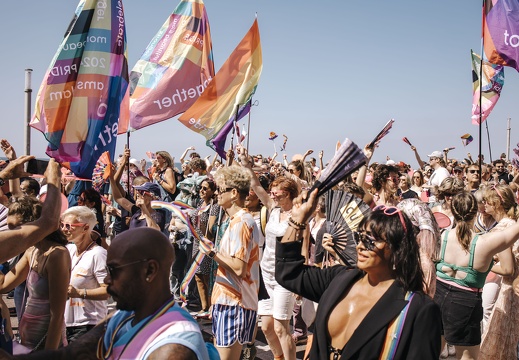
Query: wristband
288,217,306,229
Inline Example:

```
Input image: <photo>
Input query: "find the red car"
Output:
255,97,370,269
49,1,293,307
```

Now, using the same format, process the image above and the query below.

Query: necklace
97,297,176,360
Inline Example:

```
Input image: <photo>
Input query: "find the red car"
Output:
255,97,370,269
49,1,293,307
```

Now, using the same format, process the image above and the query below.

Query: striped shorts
212,304,257,347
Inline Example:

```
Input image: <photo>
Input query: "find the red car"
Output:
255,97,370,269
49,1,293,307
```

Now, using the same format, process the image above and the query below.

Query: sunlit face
385,172,399,193
508,164,514,173
398,176,408,190
288,165,301,178
355,223,391,272
412,172,422,185
245,189,260,210
199,181,214,201
61,214,88,242
269,186,290,207
216,184,234,209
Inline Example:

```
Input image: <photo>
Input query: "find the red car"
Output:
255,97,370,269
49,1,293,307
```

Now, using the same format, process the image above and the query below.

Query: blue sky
1,0,518,168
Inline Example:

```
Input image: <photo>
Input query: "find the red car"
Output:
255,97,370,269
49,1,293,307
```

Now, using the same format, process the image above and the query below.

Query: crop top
435,230,492,289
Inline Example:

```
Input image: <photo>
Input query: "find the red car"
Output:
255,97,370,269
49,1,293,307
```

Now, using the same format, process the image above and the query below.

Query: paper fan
316,190,371,267
367,119,394,149
310,138,367,196
433,212,451,229
92,151,112,192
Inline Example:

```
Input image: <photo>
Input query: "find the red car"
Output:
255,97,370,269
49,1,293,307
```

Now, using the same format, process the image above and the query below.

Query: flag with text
178,19,262,157
31,0,129,178
118,0,214,133
471,50,504,125
483,0,519,72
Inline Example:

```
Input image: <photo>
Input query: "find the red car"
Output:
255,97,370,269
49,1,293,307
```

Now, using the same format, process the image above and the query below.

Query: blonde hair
62,206,98,229
214,165,252,196
483,184,519,220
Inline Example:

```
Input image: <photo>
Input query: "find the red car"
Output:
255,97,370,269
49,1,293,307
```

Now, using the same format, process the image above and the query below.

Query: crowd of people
2,138,519,359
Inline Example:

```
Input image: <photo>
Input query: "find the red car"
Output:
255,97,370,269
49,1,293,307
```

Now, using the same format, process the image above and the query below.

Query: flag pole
246,99,252,151
478,0,485,175
229,105,239,159
126,131,130,192
24,69,33,158
506,117,511,161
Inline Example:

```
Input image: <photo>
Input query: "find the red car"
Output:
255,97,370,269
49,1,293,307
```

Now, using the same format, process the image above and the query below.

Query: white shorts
257,273,295,320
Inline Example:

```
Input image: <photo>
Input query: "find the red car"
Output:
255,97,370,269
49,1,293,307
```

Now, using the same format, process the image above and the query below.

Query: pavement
2,294,453,359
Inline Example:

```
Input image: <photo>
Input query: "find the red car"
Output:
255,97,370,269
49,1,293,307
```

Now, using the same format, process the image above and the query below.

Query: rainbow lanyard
378,291,415,360
97,297,176,360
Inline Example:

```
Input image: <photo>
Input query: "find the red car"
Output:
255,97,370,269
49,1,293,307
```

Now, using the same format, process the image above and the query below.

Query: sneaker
240,344,257,360
195,310,210,319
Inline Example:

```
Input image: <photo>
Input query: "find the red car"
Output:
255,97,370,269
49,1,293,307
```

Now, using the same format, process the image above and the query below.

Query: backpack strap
260,206,268,237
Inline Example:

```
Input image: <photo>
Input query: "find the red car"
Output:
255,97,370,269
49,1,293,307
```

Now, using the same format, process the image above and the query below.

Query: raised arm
236,145,274,210
0,158,62,263
1,139,22,198
179,146,195,164
410,145,425,170
108,171,133,212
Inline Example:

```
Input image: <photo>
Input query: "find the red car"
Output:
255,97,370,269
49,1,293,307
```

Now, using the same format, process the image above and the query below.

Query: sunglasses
218,187,234,194
60,222,86,231
200,186,211,191
373,205,407,232
136,190,152,197
269,191,286,198
467,169,478,174
353,231,382,251
288,169,295,173
386,176,399,183
105,259,149,278
78,197,86,202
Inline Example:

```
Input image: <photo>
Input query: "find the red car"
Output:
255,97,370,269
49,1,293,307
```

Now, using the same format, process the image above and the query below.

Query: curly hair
8,197,42,223
214,165,252,196
483,184,519,220
371,164,399,192
358,208,424,292
270,176,300,200
451,192,478,251
436,177,465,201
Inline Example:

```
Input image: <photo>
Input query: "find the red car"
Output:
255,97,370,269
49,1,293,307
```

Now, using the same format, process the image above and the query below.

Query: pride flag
471,50,504,125
178,19,262,158
461,133,474,146
31,0,129,179
483,0,519,72
118,0,214,133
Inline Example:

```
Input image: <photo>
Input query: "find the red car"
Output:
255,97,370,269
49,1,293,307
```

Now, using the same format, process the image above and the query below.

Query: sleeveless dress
18,252,67,350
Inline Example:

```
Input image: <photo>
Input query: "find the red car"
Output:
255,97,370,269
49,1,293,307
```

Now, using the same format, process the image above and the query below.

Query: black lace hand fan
317,190,371,267
310,139,367,196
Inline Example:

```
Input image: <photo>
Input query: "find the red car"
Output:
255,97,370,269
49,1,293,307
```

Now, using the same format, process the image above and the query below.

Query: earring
146,277,150,282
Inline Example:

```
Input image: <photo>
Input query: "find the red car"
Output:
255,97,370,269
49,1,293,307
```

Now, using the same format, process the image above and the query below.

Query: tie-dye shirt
211,208,260,311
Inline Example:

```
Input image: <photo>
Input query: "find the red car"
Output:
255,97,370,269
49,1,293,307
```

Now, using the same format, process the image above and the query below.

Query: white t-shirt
427,167,450,203
65,243,108,327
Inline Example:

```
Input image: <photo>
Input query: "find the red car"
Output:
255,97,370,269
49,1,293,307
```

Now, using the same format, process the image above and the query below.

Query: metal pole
506,117,511,161
24,69,33,157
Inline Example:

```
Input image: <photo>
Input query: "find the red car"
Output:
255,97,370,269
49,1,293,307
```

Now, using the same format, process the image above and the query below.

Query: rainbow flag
461,133,473,146
471,50,504,125
31,0,129,179
178,18,263,157
484,0,519,72
118,0,214,133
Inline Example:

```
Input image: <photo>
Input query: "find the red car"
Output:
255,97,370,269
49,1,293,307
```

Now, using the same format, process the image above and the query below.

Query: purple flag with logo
484,0,519,71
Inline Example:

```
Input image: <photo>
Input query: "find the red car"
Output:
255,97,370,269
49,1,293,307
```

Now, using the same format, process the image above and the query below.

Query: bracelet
83,289,87,299
288,217,306,229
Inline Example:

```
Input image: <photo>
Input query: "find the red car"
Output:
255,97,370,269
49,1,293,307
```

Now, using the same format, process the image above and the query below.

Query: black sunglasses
105,259,149,278
353,231,382,251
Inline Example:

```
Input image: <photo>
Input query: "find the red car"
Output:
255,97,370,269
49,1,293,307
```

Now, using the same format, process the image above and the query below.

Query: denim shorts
212,304,257,347
433,279,483,346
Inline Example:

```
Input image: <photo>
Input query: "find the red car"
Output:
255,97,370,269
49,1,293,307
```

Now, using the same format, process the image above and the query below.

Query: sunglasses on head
373,205,407,232
353,231,382,251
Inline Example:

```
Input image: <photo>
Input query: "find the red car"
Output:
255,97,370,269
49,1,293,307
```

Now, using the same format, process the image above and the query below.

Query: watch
0,178,4,186
208,249,217,259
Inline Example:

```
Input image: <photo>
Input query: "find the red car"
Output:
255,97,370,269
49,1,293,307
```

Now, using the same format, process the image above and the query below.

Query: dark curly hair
358,208,424,292
372,164,399,192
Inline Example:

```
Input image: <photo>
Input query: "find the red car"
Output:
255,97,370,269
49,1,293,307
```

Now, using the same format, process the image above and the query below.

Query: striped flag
471,50,504,124
119,0,214,133
461,134,473,146
31,0,129,179
178,19,262,157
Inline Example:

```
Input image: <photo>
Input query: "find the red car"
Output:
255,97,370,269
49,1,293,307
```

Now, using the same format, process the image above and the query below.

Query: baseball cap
133,182,161,197
427,151,443,158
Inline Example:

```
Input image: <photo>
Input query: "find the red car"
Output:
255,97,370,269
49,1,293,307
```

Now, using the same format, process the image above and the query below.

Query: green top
436,230,492,289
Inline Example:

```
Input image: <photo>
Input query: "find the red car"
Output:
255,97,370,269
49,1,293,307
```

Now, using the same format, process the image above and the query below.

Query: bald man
1,228,211,360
